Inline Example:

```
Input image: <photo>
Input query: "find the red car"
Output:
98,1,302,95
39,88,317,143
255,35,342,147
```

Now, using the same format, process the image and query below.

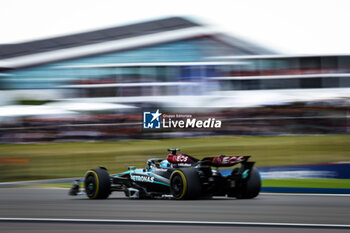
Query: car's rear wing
201,155,250,167
167,149,250,167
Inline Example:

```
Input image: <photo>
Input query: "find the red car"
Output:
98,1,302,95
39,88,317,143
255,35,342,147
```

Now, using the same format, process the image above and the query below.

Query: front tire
84,168,111,199
170,168,201,200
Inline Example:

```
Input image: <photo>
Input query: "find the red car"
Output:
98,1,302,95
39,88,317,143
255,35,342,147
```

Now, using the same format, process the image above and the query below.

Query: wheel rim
171,174,183,198
85,175,96,197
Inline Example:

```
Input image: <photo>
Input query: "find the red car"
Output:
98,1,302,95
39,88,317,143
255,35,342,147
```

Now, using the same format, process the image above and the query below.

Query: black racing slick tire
84,168,111,199
170,168,201,200
236,167,261,199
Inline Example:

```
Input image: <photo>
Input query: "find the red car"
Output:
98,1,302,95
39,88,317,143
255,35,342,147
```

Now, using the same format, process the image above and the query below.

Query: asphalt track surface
0,188,349,233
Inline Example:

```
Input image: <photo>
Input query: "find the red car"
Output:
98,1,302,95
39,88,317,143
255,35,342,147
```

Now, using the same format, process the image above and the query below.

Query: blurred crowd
0,101,348,144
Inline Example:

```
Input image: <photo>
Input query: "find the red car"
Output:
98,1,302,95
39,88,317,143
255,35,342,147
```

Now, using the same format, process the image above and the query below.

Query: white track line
261,192,350,197
0,218,349,229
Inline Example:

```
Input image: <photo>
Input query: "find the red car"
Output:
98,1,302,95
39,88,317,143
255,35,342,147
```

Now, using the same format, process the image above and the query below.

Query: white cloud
1,0,350,54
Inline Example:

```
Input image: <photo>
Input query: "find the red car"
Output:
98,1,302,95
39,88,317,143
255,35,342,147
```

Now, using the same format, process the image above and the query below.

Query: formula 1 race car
69,149,261,200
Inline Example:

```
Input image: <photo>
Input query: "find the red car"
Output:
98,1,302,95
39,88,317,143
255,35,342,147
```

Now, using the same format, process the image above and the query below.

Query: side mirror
128,166,136,171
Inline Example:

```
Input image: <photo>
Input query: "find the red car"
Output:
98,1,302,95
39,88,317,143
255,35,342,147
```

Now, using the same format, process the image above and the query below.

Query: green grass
0,135,349,182
262,179,350,189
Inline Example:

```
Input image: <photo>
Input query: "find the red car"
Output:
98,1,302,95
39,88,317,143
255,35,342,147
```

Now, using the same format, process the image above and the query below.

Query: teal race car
69,149,261,200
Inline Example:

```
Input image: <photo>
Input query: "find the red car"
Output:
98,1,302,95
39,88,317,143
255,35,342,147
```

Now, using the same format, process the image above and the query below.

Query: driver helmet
160,160,170,168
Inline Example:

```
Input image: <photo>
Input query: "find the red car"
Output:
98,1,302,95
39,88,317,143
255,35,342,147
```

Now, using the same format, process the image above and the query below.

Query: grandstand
0,17,349,107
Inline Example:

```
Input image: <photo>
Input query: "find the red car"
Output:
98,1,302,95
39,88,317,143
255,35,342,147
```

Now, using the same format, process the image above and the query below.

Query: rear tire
236,167,261,199
170,168,201,200
84,168,111,199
